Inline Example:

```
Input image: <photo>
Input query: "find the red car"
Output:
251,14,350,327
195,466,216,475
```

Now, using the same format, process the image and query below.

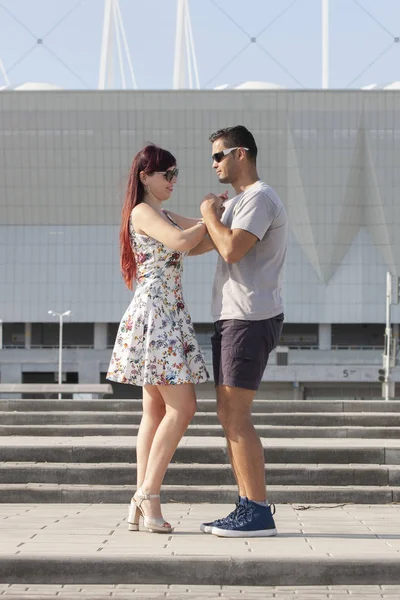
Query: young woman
107,144,211,534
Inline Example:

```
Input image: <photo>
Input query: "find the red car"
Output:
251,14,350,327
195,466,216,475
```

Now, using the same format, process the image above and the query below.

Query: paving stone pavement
1,584,400,598
1,503,400,589
1,503,400,559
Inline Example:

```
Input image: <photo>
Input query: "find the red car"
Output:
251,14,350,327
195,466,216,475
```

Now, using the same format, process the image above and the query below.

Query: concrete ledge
2,399,400,413
0,462,396,486
0,484,398,504
0,444,386,464
4,411,400,426
1,555,400,586
3,424,400,438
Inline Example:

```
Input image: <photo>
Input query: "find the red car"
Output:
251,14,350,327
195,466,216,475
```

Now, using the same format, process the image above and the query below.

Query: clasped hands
200,191,229,220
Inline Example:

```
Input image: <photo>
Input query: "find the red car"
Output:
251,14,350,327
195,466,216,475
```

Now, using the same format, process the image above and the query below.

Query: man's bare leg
216,385,246,497
217,384,266,502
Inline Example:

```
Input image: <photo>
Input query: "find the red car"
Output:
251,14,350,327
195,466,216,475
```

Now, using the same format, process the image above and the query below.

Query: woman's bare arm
165,190,228,231
163,210,202,230
132,204,206,252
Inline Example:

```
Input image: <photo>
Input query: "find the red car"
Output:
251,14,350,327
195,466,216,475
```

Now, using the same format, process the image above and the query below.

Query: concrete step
1,438,398,464
2,503,400,586
4,411,400,426
1,586,399,599
3,424,400,438
1,462,399,486
2,557,400,589
0,483,399,503
2,399,400,413
2,556,399,589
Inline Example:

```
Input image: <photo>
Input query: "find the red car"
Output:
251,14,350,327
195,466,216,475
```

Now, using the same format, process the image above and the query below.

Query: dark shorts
211,314,284,391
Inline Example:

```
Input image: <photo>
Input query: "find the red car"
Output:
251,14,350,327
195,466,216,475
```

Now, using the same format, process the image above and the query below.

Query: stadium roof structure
214,81,285,90
0,81,63,91
0,1,399,91
362,82,400,90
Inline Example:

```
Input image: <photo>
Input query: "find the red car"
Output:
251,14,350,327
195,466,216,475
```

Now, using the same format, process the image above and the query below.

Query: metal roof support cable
203,41,253,88
207,0,303,88
352,0,395,39
185,4,200,90
209,0,300,46
346,40,397,88
0,0,90,87
43,44,91,89
113,0,126,88
254,0,299,39
41,0,87,40
185,15,193,89
346,0,399,88
256,41,305,87
114,0,138,89
0,2,37,39
209,0,250,38
3,42,39,79
0,56,9,85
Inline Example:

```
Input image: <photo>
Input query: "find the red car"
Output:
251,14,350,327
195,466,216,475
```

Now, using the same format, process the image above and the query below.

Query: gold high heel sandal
127,487,173,533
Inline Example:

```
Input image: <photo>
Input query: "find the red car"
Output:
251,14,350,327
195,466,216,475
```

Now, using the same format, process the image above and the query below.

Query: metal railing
1,344,95,350
1,343,385,351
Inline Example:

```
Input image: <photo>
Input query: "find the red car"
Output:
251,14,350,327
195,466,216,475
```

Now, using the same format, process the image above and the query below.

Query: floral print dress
107,211,209,386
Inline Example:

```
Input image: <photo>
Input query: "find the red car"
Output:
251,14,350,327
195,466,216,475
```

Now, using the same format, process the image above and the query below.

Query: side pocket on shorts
223,321,267,389
228,346,262,388
229,343,259,361
211,330,222,385
268,316,284,353
228,327,260,374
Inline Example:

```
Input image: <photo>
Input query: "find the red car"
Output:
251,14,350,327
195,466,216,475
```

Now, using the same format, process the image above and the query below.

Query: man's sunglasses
212,147,249,163
157,167,179,182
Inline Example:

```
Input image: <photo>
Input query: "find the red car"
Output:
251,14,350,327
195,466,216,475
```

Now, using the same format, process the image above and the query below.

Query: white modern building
1,88,400,399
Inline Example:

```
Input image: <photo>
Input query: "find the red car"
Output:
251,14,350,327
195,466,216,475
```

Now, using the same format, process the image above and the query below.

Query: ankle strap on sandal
134,488,160,501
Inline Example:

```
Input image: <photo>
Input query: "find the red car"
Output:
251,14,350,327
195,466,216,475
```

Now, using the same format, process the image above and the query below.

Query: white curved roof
215,81,284,90
361,82,400,90
0,82,63,91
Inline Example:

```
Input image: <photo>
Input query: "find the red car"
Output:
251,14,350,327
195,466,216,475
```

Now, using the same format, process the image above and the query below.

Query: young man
193,125,288,537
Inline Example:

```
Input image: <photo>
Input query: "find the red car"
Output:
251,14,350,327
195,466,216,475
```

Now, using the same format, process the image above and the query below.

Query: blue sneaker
211,499,277,537
200,496,246,534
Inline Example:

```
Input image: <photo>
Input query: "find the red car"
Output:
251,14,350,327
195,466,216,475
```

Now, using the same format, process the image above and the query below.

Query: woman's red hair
120,144,176,290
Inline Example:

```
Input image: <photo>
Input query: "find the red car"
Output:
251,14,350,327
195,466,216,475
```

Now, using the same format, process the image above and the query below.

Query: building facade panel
0,90,399,326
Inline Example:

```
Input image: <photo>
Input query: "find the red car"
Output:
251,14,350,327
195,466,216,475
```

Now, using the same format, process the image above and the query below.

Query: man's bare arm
188,236,215,256
201,197,258,263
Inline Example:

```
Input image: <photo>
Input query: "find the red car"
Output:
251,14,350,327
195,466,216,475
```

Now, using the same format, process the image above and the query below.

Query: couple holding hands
107,125,288,538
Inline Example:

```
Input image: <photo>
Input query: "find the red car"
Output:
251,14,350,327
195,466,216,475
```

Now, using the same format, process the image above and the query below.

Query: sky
0,0,400,90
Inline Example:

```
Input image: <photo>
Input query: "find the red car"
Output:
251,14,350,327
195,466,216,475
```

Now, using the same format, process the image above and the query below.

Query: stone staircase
1,398,400,503
2,399,400,438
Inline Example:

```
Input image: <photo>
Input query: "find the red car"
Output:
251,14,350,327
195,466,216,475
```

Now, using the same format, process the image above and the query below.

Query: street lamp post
384,273,392,401
48,310,71,400
380,273,400,400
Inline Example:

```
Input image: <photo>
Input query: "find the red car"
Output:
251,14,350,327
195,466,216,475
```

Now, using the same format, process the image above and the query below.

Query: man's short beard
218,174,230,184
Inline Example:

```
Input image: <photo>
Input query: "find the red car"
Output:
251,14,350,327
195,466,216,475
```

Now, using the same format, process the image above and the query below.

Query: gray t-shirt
211,180,288,322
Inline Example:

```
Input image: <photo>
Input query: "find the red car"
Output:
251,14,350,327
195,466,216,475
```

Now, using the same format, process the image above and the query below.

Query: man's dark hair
209,125,258,162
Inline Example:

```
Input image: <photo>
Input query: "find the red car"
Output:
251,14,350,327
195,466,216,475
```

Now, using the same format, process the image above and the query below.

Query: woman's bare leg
135,385,166,489
137,383,196,518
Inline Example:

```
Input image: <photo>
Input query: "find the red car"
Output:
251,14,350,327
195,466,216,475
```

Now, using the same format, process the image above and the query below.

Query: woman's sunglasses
157,167,179,182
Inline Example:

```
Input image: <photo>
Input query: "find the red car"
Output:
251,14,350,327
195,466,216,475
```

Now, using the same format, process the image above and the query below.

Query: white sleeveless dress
107,212,209,386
